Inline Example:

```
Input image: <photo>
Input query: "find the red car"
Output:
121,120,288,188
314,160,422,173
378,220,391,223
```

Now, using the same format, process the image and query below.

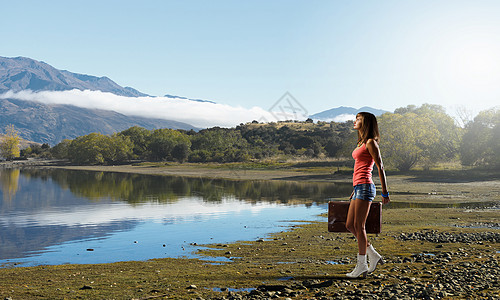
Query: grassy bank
0,163,498,299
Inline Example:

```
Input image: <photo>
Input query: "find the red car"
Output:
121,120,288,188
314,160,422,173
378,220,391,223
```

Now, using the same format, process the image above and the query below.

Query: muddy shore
0,161,498,299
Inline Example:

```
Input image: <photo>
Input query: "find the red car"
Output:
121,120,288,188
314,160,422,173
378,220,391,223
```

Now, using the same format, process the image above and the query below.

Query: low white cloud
0,198,285,227
0,89,280,128
314,113,356,123
333,114,356,122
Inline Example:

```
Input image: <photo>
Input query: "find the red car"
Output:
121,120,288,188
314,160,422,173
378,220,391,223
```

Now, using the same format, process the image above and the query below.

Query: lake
0,168,352,267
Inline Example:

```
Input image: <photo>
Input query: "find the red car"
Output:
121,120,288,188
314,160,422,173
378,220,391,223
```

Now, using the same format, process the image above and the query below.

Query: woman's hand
349,190,354,200
382,195,390,205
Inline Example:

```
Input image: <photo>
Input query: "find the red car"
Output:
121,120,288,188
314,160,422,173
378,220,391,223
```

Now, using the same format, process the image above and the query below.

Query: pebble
395,229,500,243
79,285,93,290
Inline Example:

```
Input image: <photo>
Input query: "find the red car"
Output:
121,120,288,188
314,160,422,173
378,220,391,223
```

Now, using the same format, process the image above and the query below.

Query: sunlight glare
451,42,500,87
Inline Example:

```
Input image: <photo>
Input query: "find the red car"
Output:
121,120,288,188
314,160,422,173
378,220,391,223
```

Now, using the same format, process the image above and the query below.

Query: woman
345,112,390,278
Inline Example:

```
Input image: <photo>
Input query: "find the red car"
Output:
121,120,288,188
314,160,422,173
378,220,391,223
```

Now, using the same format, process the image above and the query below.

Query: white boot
346,254,368,278
367,244,385,273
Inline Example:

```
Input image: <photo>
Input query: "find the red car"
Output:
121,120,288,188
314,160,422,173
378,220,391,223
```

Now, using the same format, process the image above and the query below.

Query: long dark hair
357,112,380,145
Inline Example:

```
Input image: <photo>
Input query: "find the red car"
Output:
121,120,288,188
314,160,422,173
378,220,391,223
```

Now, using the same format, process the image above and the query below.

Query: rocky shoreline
192,245,499,300
0,158,65,169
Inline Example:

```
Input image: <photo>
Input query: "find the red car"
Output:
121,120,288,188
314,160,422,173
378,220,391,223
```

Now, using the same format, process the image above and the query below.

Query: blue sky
2,0,500,121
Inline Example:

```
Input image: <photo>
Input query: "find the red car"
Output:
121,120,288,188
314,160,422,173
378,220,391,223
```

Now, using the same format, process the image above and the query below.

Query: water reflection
0,168,351,267
0,169,20,202
19,168,353,204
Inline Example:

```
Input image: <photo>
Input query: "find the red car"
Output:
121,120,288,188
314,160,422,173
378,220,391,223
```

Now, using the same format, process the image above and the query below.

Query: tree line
2,104,499,171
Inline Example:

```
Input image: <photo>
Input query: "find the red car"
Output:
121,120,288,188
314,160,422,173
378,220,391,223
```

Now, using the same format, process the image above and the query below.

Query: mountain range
0,56,147,97
0,56,197,145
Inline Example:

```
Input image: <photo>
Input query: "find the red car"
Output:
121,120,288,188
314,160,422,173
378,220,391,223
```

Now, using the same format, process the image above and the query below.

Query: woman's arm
366,139,390,204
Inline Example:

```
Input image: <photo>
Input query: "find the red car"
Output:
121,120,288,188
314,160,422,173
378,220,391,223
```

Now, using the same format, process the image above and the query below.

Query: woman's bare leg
351,198,372,255
346,199,356,235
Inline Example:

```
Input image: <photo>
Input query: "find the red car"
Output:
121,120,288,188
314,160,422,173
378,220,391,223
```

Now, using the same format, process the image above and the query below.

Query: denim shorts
352,183,376,201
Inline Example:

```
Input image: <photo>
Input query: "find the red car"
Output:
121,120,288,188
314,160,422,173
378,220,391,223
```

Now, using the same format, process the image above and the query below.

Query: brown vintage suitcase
328,201,382,234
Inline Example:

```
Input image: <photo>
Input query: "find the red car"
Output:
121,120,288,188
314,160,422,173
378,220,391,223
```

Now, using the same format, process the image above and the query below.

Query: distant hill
163,94,216,104
0,56,199,145
310,106,389,121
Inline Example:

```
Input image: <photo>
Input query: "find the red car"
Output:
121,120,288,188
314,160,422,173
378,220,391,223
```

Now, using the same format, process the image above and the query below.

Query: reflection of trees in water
20,169,187,204
0,169,20,202
208,179,352,205
20,169,353,205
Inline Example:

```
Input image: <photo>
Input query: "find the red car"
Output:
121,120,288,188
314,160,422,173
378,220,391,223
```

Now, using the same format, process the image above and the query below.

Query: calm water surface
0,168,351,267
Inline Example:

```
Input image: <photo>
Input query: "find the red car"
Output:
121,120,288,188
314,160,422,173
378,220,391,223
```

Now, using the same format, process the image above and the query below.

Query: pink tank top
352,144,374,186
